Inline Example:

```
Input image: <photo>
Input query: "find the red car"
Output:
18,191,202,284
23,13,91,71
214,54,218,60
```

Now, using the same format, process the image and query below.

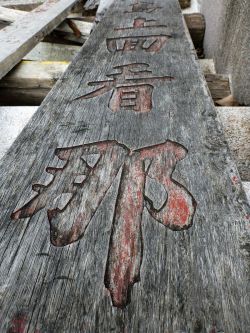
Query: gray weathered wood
0,7,93,44
0,0,44,10
0,0,249,332
0,5,26,23
24,42,81,61
0,0,79,79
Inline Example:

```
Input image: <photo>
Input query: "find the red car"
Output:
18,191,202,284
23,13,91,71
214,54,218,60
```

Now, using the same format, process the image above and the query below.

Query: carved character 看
11,140,196,308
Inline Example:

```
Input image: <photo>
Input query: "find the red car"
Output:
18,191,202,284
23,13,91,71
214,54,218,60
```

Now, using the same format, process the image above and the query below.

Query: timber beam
0,0,249,331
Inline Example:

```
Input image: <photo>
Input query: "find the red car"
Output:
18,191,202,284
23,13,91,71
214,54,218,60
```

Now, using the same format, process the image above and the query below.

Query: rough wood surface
0,0,44,10
0,5,25,23
0,0,249,332
217,107,250,181
0,0,79,79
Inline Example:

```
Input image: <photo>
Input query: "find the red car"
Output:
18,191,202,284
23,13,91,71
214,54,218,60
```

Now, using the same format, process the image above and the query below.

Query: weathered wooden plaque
0,0,249,332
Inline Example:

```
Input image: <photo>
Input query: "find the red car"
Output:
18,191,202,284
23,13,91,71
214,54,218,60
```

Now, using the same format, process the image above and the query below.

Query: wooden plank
0,0,249,331
0,60,68,105
0,7,93,44
0,0,44,10
184,13,205,50
24,42,81,61
0,60,68,89
205,73,231,100
217,107,250,181
0,7,93,36
0,0,79,80
0,5,26,23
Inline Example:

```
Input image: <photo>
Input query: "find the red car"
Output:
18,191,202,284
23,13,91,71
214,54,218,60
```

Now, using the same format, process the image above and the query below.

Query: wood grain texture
0,0,249,332
0,0,79,79
0,5,26,23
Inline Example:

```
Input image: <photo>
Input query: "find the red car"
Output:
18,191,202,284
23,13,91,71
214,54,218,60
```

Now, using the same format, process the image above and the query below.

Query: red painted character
73,63,174,113
107,18,172,54
12,140,196,308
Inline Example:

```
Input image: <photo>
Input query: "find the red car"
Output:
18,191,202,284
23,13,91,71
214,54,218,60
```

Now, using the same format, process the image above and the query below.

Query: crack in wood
11,140,196,308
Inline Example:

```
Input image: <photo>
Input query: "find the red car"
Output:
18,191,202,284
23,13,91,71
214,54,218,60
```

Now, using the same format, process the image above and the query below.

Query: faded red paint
8,314,40,333
231,175,239,185
105,157,145,307
8,315,27,333
209,326,217,333
134,18,145,28
105,141,196,307
109,85,153,112
107,35,170,54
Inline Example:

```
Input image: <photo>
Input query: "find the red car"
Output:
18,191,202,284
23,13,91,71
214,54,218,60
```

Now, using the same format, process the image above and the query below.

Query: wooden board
0,0,79,79
0,0,249,332
23,42,81,61
0,0,44,10
205,73,231,100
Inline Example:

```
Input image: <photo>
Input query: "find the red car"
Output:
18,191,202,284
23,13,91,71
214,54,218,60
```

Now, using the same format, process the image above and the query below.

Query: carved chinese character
12,140,196,308
125,0,162,13
107,18,171,54
73,63,174,113
115,17,168,31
